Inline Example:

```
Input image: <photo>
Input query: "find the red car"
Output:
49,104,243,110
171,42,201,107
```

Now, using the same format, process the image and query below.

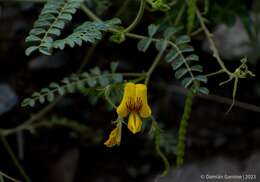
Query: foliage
209,0,253,40
146,0,170,11
25,0,83,55
94,0,112,16
21,63,123,107
187,0,197,34
154,127,170,176
53,18,121,50
149,120,170,176
25,0,121,56
176,90,194,167
159,130,178,155
0,0,257,181
32,116,99,141
137,24,209,94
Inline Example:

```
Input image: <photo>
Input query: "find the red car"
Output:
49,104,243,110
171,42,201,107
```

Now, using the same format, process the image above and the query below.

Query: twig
205,69,225,77
80,4,100,21
0,171,21,182
190,27,203,37
77,44,97,73
174,3,186,26
150,117,170,177
114,0,130,17
196,8,233,76
0,0,44,2
176,89,194,167
144,46,165,85
163,84,260,113
124,0,145,33
0,135,31,182
2,99,60,136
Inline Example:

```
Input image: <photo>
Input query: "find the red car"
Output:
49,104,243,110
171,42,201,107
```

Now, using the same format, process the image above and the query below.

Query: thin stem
174,3,186,26
169,41,197,87
78,0,135,73
114,0,130,17
205,69,225,77
0,171,21,182
190,27,203,37
160,83,260,113
80,4,101,21
104,86,117,109
150,117,170,177
169,0,179,6
144,47,165,85
1,73,144,136
105,96,117,109
176,89,194,167
2,99,60,136
121,72,146,77
123,32,148,40
0,0,146,136
0,0,99,23
196,8,233,76
155,129,170,177
124,0,145,33
78,4,170,50
77,44,97,73
0,135,31,182
219,77,233,86
130,75,147,83
226,77,238,114
0,0,45,2
0,0,233,84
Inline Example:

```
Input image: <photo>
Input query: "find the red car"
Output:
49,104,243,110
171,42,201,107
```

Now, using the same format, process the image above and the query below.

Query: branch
0,135,31,182
124,0,145,33
0,171,21,182
195,8,233,76
145,46,165,85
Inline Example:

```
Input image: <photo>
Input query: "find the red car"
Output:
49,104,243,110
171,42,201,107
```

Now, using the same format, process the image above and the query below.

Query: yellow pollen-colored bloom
104,123,122,147
116,82,152,134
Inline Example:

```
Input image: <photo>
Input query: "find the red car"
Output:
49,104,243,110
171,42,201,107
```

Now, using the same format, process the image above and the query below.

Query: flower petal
104,123,122,147
135,84,152,118
116,82,136,117
127,112,142,134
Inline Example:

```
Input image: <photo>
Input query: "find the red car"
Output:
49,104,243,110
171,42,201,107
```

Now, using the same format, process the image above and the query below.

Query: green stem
80,4,101,21
124,0,145,33
0,0,44,2
205,69,225,77
77,44,98,73
0,171,21,182
151,118,170,177
0,135,31,182
176,89,194,167
144,47,165,85
0,0,99,22
104,86,117,109
155,129,170,176
226,77,238,114
121,72,146,77
114,0,130,17
174,3,186,26
2,99,60,136
196,8,233,76
1,73,145,136
190,27,203,36
219,76,233,86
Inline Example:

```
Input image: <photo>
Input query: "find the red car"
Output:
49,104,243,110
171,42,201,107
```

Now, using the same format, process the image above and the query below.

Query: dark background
0,0,260,181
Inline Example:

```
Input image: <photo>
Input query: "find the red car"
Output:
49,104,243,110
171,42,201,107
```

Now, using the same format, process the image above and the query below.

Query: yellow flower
104,122,122,147
116,82,152,134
